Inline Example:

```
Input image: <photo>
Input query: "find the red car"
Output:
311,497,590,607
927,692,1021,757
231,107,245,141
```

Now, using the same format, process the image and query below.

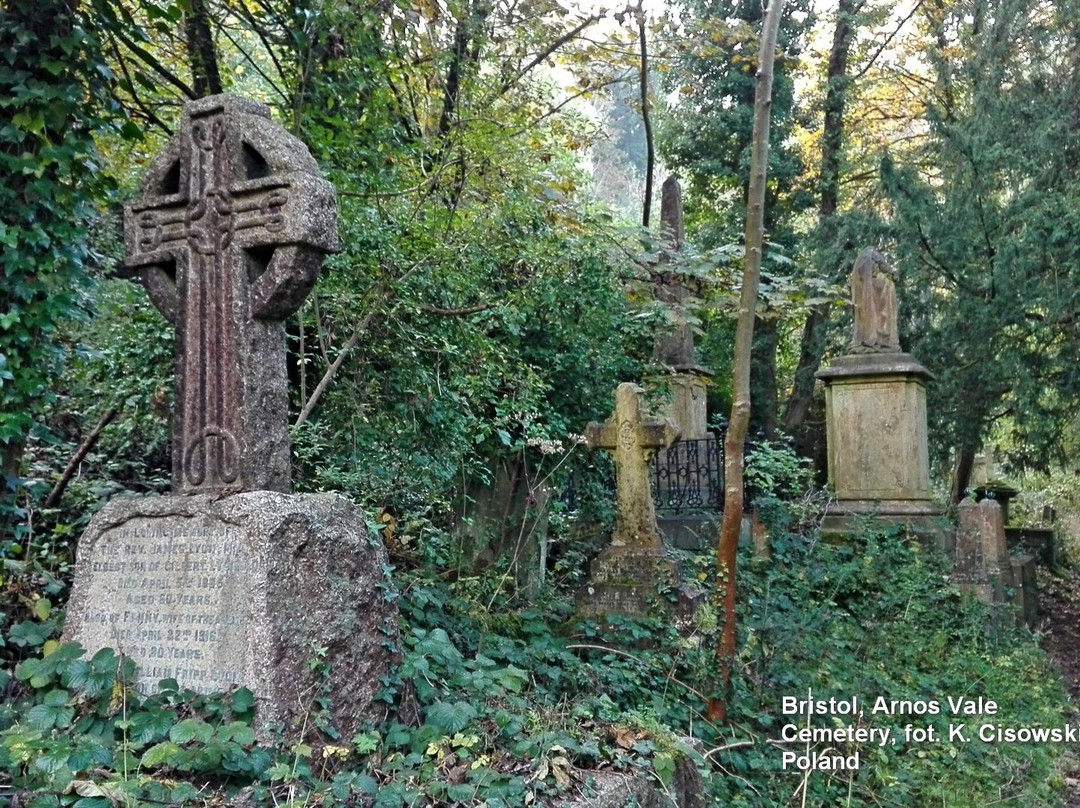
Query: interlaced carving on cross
123,94,338,494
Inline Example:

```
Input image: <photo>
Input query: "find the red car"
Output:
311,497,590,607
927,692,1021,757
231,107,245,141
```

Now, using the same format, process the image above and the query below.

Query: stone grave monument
650,177,718,550
815,249,946,544
951,499,1036,626
64,94,399,740
652,177,713,443
578,383,695,617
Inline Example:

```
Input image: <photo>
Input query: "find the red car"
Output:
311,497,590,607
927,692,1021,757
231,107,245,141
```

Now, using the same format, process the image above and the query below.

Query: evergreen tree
884,0,1080,491
659,0,814,436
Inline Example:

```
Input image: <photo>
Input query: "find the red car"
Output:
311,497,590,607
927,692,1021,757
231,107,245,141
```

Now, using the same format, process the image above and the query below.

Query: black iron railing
652,436,725,513
560,426,759,516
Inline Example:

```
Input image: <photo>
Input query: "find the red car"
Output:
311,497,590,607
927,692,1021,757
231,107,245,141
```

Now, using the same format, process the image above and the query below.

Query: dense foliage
2,510,1071,806
0,0,115,524
884,0,1080,476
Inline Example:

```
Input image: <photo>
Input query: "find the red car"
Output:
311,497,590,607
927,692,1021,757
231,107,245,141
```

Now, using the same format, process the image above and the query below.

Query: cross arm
585,421,617,450
639,421,680,450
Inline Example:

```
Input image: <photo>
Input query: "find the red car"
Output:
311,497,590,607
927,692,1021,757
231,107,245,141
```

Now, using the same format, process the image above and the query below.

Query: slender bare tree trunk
782,0,858,444
185,0,222,97
637,3,655,228
709,0,785,724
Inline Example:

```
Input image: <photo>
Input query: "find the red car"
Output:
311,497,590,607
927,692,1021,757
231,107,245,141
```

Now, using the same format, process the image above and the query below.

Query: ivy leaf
16,657,52,688
229,687,254,715
33,598,52,620
67,737,112,772
446,784,476,800
425,700,477,734
492,665,528,694
352,731,380,754
25,691,74,729
216,721,255,746
266,762,293,781
127,706,176,745
8,620,50,649
156,678,179,694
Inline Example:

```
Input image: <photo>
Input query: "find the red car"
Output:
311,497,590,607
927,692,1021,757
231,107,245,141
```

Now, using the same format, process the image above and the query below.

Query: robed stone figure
849,248,901,354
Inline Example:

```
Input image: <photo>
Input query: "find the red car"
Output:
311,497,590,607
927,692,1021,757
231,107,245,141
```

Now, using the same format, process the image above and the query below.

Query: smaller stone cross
586,383,680,549
122,94,338,494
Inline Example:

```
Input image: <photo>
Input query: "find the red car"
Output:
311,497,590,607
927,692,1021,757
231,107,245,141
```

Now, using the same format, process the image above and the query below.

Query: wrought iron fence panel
652,435,725,513
560,424,762,517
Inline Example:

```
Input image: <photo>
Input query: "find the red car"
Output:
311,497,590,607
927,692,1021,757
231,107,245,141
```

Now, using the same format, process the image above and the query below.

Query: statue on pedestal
849,248,900,354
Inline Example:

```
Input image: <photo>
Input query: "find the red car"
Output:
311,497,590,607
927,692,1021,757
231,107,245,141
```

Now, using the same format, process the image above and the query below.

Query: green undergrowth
0,510,1073,807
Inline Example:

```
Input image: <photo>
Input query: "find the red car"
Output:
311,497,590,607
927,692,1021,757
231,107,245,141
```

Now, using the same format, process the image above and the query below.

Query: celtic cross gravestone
122,93,338,493
585,383,679,549
66,95,398,741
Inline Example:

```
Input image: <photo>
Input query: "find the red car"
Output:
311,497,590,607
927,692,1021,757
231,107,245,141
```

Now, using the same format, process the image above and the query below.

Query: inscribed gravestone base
65,94,398,740
65,493,399,736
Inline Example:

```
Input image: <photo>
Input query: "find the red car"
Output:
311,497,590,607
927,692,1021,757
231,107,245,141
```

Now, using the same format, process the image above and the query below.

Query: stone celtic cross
123,94,339,493
586,383,680,549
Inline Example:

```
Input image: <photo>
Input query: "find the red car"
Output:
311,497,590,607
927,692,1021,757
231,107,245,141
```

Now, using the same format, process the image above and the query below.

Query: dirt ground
1035,565,1080,805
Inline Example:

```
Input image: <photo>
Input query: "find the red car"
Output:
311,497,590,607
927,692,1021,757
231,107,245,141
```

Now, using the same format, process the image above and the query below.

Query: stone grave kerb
121,93,339,494
585,383,680,550
951,499,1037,626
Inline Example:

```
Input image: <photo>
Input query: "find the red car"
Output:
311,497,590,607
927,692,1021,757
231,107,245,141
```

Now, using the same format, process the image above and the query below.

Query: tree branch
419,303,492,315
490,13,603,102
44,409,117,508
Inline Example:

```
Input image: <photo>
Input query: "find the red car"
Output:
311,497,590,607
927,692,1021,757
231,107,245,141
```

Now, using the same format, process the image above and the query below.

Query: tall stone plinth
657,366,713,442
65,492,399,740
815,353,945,543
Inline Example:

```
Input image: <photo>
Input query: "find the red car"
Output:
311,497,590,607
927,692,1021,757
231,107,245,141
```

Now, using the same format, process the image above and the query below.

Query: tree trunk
0,440,24,539
950,445,976,504
781,0,857,442
438,0,490,139
750,316,778,440
709,0,784,724
185,0,222,97
638,4,655,228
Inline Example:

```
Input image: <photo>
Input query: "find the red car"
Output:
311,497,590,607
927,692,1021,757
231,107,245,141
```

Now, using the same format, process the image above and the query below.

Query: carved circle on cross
618,419,635,450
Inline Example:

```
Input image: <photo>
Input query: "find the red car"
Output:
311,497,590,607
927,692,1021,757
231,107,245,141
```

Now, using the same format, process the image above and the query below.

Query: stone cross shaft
123,94,339,494
586,383,680,549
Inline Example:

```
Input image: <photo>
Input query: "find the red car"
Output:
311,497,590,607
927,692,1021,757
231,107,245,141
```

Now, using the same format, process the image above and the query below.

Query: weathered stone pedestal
951,499,1037,626
579,546,682,618
658,367,712,442
815,352,946,545
65,492,399,740
654,366,720,552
